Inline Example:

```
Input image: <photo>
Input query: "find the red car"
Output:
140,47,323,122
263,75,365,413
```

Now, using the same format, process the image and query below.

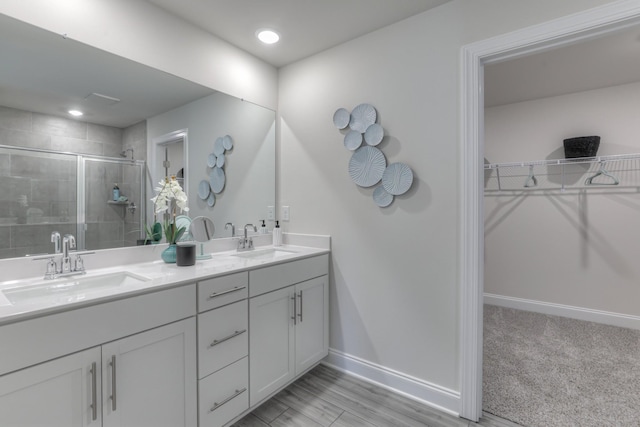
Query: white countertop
0,242,329,326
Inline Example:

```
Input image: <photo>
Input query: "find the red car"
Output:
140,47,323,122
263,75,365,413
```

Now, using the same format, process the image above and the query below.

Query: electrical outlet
267,206,275,220
282,206,290,221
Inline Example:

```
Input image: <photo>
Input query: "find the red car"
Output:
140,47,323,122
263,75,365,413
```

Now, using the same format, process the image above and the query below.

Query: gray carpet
483,304,640,427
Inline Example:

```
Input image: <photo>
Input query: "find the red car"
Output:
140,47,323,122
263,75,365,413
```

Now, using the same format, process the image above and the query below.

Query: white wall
0,0,277,110
147,92,275,238
485,81,640,316
278,0,616,411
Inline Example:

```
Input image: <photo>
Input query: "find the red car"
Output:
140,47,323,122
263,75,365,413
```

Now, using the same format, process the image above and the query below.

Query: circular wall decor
206,192,216,207
209,166,226,194
344,130,363,151
222,135,233,150
214,137,225,156
348,146,386,187
349,103,376,133
216,153,225,168
333,108,351,129
382,162,414,195
207,153,217,168
364,123,384,146
198,179,210,200
373,186,394,207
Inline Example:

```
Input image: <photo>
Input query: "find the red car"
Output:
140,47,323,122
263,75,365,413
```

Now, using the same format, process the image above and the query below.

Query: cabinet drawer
249,254,329,297
198,357,248,427
197,300,248,379
198,272,248,312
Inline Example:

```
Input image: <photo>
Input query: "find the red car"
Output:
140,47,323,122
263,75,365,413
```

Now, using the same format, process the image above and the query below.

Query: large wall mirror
0,13,275,259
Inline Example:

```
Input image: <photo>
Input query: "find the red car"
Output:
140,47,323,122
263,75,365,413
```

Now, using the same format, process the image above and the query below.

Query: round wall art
348,146,386,188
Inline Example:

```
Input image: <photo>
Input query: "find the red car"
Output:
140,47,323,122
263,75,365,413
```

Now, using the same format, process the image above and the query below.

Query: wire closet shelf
484,153,640,192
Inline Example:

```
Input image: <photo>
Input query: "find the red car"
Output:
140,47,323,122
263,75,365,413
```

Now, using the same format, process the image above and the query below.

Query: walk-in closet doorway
460,2,640,423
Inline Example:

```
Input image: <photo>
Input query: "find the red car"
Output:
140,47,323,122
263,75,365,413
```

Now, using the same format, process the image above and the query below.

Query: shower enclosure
0,144,145,259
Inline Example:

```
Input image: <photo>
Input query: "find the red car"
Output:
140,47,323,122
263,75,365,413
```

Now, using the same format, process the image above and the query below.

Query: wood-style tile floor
232,364,520,427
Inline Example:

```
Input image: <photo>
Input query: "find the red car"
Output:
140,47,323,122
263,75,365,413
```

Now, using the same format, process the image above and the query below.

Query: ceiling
145,0,452,68
485,25,640,107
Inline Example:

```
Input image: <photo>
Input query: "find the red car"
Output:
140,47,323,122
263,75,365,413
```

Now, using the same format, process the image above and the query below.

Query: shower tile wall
0,105,147,258
121,121,147,247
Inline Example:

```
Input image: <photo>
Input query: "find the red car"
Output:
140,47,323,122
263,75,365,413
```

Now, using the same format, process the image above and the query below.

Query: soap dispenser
259,219,268,234
112,183,120,201
272,220,282,246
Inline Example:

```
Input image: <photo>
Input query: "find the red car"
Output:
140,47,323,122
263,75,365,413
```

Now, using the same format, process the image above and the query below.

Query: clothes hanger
584,161,619,185
523,164,538,188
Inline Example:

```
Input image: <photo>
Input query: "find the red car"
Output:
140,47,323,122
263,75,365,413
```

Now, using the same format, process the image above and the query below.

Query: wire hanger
523,164,538,188
584,161,619,186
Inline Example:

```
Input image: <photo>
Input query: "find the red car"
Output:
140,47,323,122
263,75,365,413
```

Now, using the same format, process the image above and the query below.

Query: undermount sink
232,247,298,260
2,271,151,305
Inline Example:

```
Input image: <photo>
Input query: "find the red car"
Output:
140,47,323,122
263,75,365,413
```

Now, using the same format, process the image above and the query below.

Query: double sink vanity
0,237,330,427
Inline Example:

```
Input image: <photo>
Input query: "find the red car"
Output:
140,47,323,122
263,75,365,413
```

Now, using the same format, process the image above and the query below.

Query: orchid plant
150,175,189,244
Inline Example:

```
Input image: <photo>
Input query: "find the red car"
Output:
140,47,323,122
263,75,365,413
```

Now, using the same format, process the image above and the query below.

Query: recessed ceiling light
257,29,280,45
68,110,83,117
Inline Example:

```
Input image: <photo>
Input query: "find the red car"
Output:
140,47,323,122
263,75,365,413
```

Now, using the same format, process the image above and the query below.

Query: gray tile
11,223,74,248
271,408,323,427
32,113,86,139
0,153,9,176
0,128,51,150
231,414,269,427
251,398,289,423
0,226,10,249
0,106,31,131
85,221,123,248
274,384,342,426
331,411,377,427
88,123,122,146
4,176,30,203
51,135,103,156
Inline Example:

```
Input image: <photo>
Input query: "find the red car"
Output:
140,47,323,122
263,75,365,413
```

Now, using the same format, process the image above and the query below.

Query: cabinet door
102,318,197,427
295,275,329,374
0,347,101,427
249,286,295,406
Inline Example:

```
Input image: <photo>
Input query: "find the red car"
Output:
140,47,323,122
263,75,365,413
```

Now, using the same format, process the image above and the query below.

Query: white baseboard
323,348,460,416
484,293,640,331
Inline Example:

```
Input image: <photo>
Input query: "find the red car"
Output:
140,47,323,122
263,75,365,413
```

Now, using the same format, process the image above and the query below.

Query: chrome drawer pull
90,362,97,421
209,329,247,348
110,355,117,411
208,286,246,299
210,387,247,412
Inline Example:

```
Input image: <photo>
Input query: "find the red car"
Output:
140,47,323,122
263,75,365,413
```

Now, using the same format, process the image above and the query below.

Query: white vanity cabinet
0,285,197,427
248,255,329,407
196,272,250,427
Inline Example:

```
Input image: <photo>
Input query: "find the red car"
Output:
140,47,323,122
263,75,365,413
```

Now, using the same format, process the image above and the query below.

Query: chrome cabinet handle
209,329,247,348
110,355,117,411
291,294,297,325
298,291,303,322
208,286,246,299
209,387,247,412
90,362,97,421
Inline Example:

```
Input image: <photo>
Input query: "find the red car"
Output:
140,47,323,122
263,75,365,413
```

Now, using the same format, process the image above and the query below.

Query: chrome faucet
237,224,257,251
61,234,76,273
34,232,94,279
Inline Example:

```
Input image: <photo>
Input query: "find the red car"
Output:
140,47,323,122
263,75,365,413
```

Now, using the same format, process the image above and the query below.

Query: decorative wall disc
209,166,226,194
206,192,216,207
344,130,363,151
373,186,394,207
333,108,351,129
349,103,376,133
222,135,233,150
348,146,386,187
382,162,413,195
214,137,225,156
198,180,210,200
364,123,384,146
207,153,217,168
216,153,225,168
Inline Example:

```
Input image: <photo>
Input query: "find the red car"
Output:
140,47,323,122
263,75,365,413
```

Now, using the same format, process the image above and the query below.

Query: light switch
282,206,290,221
267,206,275,220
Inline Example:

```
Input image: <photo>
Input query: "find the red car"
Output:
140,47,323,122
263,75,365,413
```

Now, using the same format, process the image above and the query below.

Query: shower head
120,148,134,159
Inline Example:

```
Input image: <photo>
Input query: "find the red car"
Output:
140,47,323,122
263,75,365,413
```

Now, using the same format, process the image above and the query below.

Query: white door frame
459,1,640,421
